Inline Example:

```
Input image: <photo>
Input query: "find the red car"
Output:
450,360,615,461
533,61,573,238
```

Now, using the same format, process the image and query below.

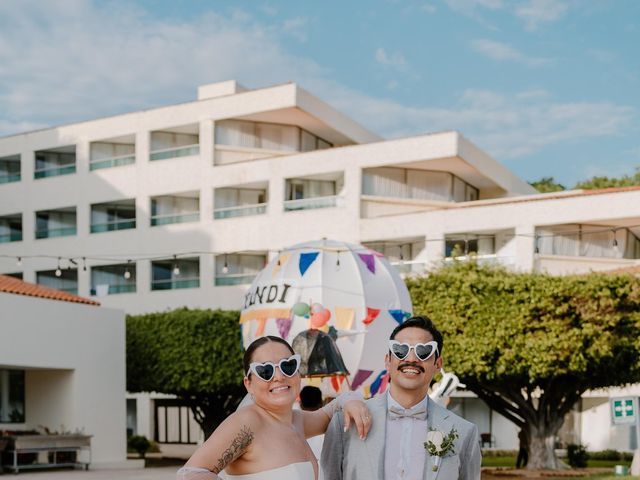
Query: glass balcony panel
0,232,22,243
215,274,257,286
90,154,135,171
150,144,199,161
34,164,76,179
0,173,21,184
91,284,136,295
214,203,267,219
35,227,77,239
151,278,200,290
150,213,199,226
284,195,340,212
90,219,136,233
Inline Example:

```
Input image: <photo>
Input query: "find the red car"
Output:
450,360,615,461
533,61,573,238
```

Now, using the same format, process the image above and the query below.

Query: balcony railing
90,284,136,295
150,212,199,226
90,219,136,233
0,173,20,184
215,273,258,286
35,226,77,239
90,153,135,171
149,144,200,161
151,278,200,290
0,232,22,243
34,164,76,179
214,203,267,220
284,195,341,212
443,254,515,267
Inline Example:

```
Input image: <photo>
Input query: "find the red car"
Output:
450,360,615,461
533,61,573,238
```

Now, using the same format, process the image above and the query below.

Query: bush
481,449,518,457
588,449,621,461
567,443,589,468
128,435,151,458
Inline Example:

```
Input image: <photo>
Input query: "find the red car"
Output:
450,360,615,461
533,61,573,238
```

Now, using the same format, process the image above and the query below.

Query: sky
0,0,638,187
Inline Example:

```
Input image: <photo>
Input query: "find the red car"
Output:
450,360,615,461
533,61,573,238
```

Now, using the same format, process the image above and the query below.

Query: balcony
35,207,76,239
90,137,136,171
150,193,199,227
215,253,265,286
364,240,426,276
214,185,268,219
91,263,136,296
150,127,199,161
34,146,76,179
214,119,332,165
0,214,22,243
36,269,78,295
151,257,200,291
0,155,21,184
284,174,344,212
91,199,136,233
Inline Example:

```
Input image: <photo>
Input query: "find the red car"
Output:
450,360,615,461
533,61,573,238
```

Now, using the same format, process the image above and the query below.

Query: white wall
0,292,127,466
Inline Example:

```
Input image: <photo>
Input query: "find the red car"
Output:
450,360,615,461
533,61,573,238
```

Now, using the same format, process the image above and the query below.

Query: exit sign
611,397,638,425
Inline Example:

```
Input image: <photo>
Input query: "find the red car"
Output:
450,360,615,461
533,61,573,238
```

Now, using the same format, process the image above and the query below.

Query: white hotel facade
1,80,639,452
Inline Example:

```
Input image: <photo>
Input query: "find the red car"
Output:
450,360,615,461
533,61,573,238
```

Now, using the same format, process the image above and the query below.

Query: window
284,177,341,211
0,214,22,243
0,154,21,184
0,370,25,423
150,130,199,161
91,200,136,233
214,187,267,219
362,167,479,203
90,140,135,170
150,194,199,226
215,254,266,285
91,263,136,295
537,225,640,259
35,208,76,239
151,257,200,290
445,235,495,257
36,269,78,294
34,146,76,179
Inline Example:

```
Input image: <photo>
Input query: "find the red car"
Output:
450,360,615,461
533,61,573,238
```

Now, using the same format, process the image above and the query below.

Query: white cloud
0,0,634,167
375,48,407,68
514,0,569,30
421,3,437,14
471,38,551,67
587,48,617,63
282,16,309,42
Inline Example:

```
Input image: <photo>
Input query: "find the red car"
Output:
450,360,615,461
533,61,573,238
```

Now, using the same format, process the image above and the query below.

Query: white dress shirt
384,391,429,480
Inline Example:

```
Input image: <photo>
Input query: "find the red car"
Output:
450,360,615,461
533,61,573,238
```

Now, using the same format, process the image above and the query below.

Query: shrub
481,449,518,457
128,435,151,458
567,443,588,468
588,449,621,461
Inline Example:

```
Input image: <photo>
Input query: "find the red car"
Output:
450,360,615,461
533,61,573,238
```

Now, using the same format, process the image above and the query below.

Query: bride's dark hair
243,336,295,374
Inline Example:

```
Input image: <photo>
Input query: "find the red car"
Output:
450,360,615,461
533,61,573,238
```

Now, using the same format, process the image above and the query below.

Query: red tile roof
0,275,99,306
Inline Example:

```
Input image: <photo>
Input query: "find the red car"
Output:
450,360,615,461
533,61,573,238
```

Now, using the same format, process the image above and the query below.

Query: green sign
611,397,638,425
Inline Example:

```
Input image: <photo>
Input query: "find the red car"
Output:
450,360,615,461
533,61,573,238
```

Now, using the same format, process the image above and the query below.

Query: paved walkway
0,467,178,480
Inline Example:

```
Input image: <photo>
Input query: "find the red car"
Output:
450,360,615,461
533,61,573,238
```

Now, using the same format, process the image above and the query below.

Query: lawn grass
482,456,632,469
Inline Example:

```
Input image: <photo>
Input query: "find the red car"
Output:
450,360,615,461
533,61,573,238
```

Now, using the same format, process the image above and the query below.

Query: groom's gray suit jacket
321,395,481,480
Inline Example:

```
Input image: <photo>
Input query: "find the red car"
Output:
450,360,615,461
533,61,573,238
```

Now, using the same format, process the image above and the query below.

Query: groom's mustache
397,362,425,373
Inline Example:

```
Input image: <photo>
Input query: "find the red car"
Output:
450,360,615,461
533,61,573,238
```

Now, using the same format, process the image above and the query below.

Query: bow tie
388,404,427,421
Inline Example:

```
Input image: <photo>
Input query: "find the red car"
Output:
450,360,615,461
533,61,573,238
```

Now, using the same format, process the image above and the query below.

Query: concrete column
423,232,445,271
514,224,536,271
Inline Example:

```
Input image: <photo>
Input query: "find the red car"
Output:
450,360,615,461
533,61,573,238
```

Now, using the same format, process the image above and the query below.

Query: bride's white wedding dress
177,462,316,480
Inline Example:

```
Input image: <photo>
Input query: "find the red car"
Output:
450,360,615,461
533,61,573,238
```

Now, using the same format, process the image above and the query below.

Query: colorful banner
255,318,267,337
358,253,376,274
334,306,355,330
272,252,291,278
276,317,293,340
351,369,373,391
362,307,381,326
389,309,410,325
370,370,388,396
299,252,320,276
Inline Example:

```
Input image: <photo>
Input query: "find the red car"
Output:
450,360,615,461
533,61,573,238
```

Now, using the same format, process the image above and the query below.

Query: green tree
406,262,640,470
127,308,245,438
529,177,566,193
575,167,640,190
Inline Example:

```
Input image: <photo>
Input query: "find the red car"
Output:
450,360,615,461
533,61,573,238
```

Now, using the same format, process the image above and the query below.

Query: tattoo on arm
212,426,254,474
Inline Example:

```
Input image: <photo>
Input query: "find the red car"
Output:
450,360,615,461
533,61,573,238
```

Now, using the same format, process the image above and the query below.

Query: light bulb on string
172,255,180,276
82,257,87,272
55,257,62,277
222,254,229,274
612,229,619,252
124,260,132,280
336,251,341,271
16,257,22,267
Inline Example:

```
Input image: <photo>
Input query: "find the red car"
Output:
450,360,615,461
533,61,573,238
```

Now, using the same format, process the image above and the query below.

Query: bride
177,335,371,480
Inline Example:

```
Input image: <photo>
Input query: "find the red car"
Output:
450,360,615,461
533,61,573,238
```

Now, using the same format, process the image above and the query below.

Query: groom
321,316,481,479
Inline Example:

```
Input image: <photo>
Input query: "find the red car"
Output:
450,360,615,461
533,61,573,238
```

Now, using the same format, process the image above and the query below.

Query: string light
612,229,619,252
55,257,62,277
172,255,180,276
336,251,341,270
222,254,229,274
82,257,87,272
124,260,132,280
16,256,21,267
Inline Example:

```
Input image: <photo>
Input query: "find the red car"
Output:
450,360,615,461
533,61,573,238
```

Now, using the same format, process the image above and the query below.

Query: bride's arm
177,409,259,479
301,391,370,440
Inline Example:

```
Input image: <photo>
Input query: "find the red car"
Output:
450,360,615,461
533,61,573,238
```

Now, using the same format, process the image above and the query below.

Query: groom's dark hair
389,315,443,358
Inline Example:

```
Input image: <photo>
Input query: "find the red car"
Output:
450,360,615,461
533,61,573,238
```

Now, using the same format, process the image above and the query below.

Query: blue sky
0,0,638,186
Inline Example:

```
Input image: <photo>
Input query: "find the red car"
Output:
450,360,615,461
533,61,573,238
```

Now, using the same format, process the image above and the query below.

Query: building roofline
0,275,100,306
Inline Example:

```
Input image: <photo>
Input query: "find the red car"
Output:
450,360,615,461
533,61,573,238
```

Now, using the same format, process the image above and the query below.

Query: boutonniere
424,427,458,471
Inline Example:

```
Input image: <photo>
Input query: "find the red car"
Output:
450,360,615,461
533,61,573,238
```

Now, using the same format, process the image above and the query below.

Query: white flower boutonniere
424,427,458,471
